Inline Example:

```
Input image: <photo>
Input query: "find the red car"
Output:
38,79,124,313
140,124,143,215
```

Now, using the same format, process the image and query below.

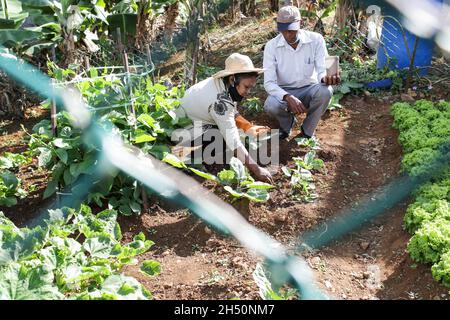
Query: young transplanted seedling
162,154,274,203
282,151,324,203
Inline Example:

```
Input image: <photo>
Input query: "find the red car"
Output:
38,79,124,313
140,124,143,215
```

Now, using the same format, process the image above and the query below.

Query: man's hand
284,94,307,114
252,166,274,184
321,74,341,86
246,125,270,137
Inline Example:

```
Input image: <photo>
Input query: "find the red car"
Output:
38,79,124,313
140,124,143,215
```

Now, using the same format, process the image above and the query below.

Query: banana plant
0,0,108,57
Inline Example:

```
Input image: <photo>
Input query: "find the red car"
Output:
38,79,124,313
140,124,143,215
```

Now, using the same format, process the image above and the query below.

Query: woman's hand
246,125,270,137
252,166,274,184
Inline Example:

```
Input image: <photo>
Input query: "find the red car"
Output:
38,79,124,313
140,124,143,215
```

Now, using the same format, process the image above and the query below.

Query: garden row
391,99,450,288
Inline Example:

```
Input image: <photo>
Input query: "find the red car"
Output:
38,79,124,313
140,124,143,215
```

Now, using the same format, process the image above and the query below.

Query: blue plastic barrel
376,0,443,76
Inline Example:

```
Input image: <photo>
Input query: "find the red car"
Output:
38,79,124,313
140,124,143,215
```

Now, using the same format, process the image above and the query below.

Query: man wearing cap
174,53,273,183
263,5,340,140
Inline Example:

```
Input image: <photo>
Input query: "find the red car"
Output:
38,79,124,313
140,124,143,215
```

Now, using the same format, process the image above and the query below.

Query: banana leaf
0,0,29,29
0,29,41,46
19,0,52,7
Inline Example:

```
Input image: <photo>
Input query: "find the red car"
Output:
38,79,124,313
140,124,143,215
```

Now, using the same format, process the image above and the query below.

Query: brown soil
1,17,449,300
0,106,52,227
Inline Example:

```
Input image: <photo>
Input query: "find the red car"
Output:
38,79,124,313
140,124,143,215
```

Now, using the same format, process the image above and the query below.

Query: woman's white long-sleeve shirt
179,77,242,151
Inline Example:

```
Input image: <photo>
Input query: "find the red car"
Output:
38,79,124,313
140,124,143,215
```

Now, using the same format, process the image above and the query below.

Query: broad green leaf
51,162,65,181
129,201,141,214
245,189,270,202
0,196,17,207
52,138,71,149
134,132,156,144
83,236,114,259
97,275,149,300
37,147,53,167
63,168,73,186
162,153,186,169
0,30,41,45
0,156,13,170
140,260,161,277
118,204,132,216
55,148,68,164
281,166,291,177
0,226,46,265
224,186,244,198
246,182,274,189
189,168,217,181
230,157,246,181
43,180,58,199
0,263,63,300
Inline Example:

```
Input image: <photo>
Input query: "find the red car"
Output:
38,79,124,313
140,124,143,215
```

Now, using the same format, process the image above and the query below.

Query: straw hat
212,53,264,79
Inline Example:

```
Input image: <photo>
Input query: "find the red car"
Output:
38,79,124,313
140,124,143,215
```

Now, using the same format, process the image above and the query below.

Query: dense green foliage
392,99,450,288
27,65,190,215
0,171,27,207
0,205,159,299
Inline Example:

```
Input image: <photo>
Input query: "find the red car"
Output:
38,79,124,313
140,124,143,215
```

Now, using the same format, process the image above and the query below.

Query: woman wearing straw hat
175,53,273,183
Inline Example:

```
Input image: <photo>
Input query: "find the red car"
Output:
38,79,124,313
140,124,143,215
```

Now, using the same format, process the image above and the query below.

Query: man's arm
314,35,328,83
263,42,288,101
315,35,340,85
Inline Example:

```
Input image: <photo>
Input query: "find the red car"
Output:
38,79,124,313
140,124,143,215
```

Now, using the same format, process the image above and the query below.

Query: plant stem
406,36,419,90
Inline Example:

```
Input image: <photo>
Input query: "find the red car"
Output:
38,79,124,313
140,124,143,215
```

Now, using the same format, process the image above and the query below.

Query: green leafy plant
0,170,27,207
431,250,450,288
0,205,158,299
391,100,449,176
242,97,263,116
218,157,274,203
162,153,273,203
0,152,32,170
26,66,189,215
252,263,299,300
282,151,324,203
407,218,450,264
392,99,450,288
295,137,320,150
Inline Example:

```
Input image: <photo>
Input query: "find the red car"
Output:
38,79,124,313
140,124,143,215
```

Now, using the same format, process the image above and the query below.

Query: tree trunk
335,0,352,31
164,2,179,43
270,0,279,12
135,0,151,49
185,1,204,87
